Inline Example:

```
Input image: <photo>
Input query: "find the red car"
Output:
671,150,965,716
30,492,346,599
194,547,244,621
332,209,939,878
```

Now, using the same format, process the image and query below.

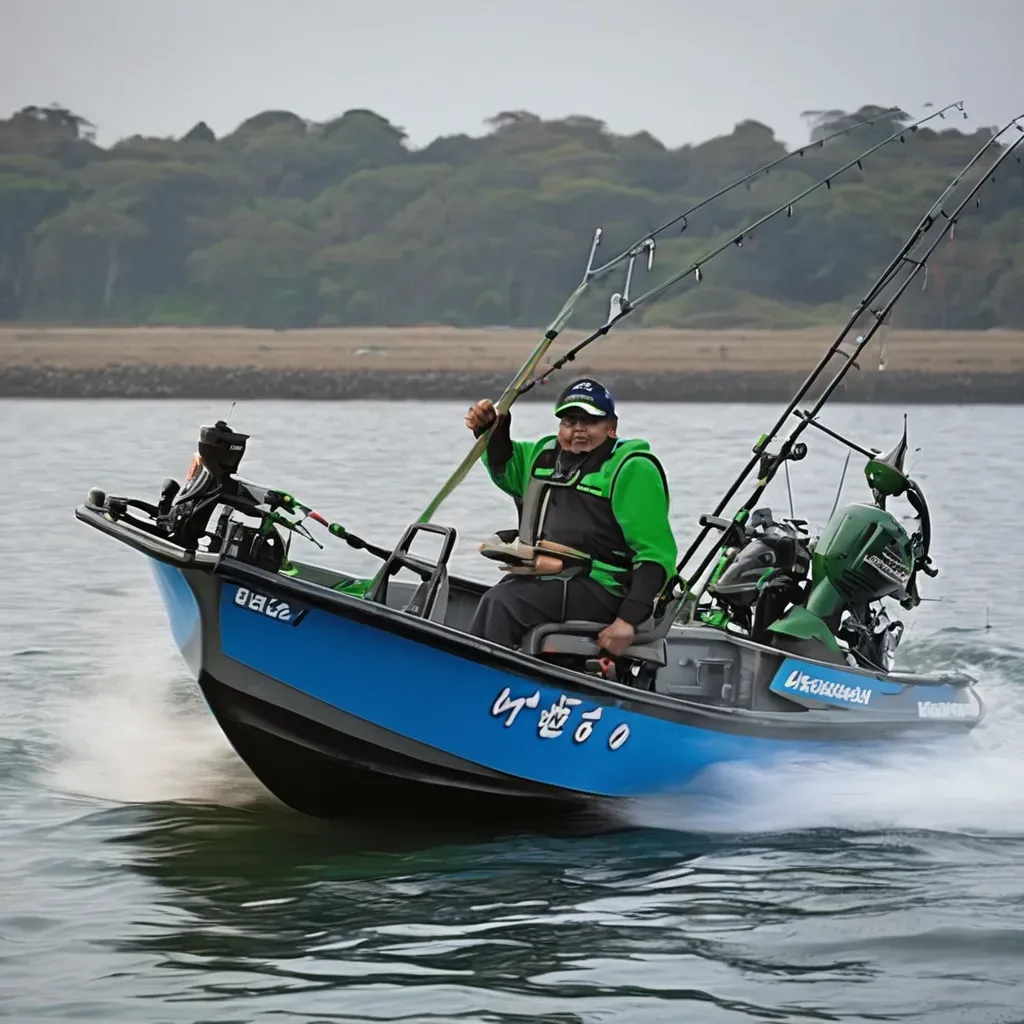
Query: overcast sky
3,0,1020,150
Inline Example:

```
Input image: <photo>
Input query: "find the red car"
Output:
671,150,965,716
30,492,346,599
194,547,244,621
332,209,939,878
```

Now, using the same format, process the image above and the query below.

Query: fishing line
582,105,909,281
517,102,968,396
675,113,1024,597
416,105,951,522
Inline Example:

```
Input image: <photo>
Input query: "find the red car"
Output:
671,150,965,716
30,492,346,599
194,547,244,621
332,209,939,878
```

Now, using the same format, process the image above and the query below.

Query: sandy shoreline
2,326,1023,401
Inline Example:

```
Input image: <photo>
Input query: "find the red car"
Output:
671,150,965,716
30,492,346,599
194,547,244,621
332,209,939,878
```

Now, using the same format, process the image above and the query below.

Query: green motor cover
769,501,914,649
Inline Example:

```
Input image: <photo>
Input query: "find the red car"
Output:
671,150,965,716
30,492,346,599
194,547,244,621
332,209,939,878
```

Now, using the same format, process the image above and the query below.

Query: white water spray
48,630,270,808
629,650,1024,838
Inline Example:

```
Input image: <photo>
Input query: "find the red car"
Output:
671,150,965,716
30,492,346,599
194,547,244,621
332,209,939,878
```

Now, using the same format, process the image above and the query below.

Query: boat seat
522,612,669,666
402,566,450,624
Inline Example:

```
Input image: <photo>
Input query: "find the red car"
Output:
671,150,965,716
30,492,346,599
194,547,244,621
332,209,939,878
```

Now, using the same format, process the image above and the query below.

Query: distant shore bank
5,365,1024,403
2,326,1022,402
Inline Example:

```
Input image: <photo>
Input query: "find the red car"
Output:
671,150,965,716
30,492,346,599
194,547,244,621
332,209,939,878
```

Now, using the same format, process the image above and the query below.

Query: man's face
557,410,617,453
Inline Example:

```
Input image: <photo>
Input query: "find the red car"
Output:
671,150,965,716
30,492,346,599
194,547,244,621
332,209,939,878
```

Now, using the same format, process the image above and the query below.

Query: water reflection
97,801,935,1020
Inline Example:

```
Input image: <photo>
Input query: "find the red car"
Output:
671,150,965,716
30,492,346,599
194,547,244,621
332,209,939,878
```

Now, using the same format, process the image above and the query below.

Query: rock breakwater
3,363,1022,402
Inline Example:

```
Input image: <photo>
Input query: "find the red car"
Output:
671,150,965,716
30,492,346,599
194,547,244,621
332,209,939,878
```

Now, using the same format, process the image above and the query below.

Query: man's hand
466,398,497,434
597,617,635,657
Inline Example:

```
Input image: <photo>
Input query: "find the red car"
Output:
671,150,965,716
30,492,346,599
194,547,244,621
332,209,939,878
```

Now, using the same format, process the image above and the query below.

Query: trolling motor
87,418,394,579
159,420,340,571
88,419,286,570
85,419,248,548
158,420,251,546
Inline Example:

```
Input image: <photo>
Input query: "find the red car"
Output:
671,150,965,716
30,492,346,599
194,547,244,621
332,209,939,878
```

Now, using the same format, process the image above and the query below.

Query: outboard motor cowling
707,508,812,640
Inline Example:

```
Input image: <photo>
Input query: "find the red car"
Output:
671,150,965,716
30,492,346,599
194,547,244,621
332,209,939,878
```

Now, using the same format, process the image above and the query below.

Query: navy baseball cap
554,378,616,419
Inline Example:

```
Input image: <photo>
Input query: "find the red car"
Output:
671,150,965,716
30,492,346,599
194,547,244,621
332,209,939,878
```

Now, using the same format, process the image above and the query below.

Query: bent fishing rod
515,100,967,395
413,104,955,524
673,112,1024,600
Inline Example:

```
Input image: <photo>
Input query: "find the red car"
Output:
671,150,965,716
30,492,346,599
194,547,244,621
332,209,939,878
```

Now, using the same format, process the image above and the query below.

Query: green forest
1,102,1022,331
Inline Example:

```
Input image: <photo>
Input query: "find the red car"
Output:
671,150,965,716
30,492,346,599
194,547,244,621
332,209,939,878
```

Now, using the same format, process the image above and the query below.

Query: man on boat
464,377,677,657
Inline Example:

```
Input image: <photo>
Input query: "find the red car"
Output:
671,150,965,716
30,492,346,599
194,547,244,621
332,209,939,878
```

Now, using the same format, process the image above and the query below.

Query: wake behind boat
75,102,1022,821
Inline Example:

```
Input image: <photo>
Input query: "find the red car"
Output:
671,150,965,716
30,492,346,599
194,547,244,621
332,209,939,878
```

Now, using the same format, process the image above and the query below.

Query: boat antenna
828,451,852,521
672,112,1024,599
413,104,943,523
784,460,795,520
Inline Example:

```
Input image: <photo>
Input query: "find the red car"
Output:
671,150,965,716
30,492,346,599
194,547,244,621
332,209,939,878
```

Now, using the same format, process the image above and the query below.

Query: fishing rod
414,229,603,524
583,104,906,281
264,489,392,560
516,101,967,396
413,104,937,523
673,112,1024,602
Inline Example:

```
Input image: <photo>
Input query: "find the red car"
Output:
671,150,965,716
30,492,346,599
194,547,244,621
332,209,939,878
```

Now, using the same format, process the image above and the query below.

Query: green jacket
481,434,678,599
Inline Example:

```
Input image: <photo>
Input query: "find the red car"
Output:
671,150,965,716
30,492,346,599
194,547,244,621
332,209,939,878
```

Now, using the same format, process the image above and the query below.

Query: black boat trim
76,502,218,570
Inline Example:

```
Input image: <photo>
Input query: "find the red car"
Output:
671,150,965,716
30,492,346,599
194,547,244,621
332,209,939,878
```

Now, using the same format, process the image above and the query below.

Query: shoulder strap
518,474,547,546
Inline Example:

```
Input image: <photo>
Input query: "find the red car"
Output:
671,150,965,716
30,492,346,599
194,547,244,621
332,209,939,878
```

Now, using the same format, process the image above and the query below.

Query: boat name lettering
491,686,540,727
608,723,630,750
573,707,603,744
917,700,973,718
538,694,583,738
490,689,628,749
783,669,872,705
233,586,293,621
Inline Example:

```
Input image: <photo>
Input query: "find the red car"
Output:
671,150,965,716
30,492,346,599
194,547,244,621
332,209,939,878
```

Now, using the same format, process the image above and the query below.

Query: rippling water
3,397,1023,1022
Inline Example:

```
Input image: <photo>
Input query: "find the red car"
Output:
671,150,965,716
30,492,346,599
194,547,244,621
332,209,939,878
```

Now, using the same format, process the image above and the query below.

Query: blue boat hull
143,554,979,820
70,493,983,820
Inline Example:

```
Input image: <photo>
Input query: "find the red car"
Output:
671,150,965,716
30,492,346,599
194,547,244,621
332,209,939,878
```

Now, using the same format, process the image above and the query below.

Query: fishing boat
75,103,1021,820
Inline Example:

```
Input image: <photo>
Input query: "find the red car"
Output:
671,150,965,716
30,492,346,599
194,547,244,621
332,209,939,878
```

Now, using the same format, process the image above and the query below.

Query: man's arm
476,411,531,500
610,455,679,627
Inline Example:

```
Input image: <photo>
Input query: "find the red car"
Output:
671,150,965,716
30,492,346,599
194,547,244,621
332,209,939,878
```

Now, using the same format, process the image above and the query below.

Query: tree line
1,101,1021,331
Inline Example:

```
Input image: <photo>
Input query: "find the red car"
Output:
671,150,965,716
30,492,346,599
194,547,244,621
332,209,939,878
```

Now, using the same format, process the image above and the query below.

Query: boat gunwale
77,500,983,740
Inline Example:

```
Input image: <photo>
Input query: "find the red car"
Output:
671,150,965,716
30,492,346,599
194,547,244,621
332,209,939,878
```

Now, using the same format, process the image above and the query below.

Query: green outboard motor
767,421,934,670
